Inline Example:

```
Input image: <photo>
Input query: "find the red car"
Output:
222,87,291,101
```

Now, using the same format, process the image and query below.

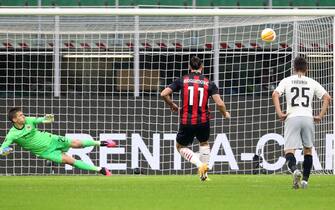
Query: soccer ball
261,28,276,42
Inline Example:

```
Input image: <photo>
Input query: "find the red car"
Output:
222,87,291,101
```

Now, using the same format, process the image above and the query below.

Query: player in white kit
272,57,331,189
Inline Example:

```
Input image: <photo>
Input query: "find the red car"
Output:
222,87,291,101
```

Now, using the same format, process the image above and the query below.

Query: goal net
0,10,333,175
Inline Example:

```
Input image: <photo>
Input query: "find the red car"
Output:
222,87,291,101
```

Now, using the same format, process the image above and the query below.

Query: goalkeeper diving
0,107,117,176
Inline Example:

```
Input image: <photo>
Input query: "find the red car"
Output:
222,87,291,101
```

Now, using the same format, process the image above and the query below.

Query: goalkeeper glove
0,147,13,156
44,114,54,123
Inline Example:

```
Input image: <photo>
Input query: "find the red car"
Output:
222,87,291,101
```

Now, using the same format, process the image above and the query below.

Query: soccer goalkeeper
0,107,116,176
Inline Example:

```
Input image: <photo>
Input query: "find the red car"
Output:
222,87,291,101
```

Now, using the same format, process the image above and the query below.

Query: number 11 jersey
275,74,327,119
169,72,219,125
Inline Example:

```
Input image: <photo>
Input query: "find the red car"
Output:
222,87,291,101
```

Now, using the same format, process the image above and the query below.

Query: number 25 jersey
169,72,219,125
275,74,327,119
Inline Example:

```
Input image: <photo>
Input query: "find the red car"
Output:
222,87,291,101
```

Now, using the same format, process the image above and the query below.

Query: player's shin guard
73,160,99,171
285,153,297,173
199,144,210,165
179,148,202,167
303,155,312,181
81,139,100,147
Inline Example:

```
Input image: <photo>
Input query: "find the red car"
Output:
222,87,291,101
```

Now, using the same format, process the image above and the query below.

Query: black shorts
176,122,210,146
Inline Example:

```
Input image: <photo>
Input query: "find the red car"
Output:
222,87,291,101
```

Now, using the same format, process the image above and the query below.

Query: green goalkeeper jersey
0,117,53,155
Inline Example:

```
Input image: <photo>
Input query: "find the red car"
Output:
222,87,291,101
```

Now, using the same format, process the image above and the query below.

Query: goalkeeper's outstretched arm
34,114,55,124
0,137,14,156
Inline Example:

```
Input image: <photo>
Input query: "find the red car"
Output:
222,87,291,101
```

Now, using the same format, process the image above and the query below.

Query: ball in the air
261,28,276,42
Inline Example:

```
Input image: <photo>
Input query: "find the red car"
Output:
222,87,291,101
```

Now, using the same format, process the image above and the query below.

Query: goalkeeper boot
101,140,117,148
106,140,117,148
100,167,112,176
292,169,302,189
198,163,208,181
301,180,308,189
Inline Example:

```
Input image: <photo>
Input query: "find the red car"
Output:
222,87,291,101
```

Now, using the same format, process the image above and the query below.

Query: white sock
199,145,210,165
179,148,202,167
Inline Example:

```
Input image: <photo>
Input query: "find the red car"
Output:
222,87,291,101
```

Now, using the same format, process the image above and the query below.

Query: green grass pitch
0,175,334,210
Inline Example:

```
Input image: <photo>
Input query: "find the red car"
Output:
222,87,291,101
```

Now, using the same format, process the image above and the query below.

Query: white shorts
284,116,314,150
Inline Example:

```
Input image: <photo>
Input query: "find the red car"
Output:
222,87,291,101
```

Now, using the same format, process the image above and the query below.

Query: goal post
0,8,333,175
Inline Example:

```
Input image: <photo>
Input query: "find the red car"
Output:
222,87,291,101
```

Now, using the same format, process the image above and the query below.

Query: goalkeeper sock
81,139,100,147
199,144,210,164
73,160,99,171
179,148,202,167
285,153,297,173
302,155,313,181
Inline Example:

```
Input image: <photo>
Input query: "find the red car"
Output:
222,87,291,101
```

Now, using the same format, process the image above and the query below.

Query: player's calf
302,154,312,183
285,153,297,173
199,143,210,166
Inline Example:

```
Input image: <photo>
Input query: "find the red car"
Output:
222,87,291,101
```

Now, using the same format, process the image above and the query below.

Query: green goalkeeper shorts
38,135,72,163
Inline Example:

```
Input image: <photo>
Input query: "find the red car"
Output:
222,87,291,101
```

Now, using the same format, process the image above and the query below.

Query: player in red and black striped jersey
161,56,230,181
